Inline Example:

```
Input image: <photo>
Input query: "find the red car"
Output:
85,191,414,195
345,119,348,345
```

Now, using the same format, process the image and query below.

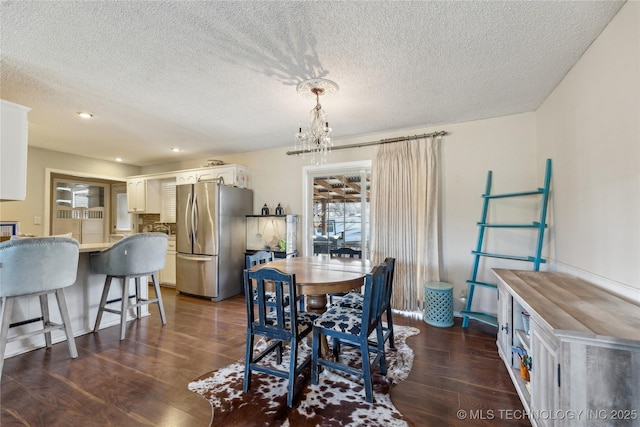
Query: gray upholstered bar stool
0,237,80,380
90,233,168,340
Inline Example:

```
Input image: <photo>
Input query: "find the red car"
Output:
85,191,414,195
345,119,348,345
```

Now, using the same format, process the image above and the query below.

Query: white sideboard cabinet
0,100,31,201
494,269,640,427
174,164,248,188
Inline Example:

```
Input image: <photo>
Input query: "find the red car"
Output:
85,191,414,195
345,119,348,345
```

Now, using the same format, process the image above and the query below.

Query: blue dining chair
243,267,319,407
328,247,362,304
311,263,387,403
0,237,80,380
334,257,396,350
245,251,304,312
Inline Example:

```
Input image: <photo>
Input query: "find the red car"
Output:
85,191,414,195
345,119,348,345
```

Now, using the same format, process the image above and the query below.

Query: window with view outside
312,172,370,256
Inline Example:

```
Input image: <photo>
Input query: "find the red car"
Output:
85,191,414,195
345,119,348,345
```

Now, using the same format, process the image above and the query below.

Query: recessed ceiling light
171,147,181,152
77,112,93,119
115,157,123,162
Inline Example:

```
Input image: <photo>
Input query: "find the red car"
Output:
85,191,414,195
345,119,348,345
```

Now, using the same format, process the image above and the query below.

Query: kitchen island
4,242,150,358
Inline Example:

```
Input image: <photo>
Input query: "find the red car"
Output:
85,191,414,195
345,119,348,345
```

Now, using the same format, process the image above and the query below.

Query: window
115,193,131,230
160,179,177,223
303,161,371,257
112,183,131,232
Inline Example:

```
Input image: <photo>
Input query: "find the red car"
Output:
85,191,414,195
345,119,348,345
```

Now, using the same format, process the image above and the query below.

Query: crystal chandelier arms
294,78,338,165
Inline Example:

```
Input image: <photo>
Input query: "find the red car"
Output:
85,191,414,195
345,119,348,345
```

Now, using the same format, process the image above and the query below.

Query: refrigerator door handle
177,253,214,262
192,192,199,241
184,191,193,245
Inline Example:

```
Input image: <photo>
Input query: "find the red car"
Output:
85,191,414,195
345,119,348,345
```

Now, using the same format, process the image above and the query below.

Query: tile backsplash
138,214,176,234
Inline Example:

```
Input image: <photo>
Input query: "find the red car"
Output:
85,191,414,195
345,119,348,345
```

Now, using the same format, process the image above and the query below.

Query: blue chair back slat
245,251,275,269
380,257,396,348
359,263,386,338
381,257,396,313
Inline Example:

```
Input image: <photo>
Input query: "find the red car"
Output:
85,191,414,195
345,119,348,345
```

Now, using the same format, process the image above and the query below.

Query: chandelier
295,78,339,165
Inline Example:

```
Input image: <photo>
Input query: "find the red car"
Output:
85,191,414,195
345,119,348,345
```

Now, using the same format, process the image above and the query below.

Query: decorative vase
522,311,531,334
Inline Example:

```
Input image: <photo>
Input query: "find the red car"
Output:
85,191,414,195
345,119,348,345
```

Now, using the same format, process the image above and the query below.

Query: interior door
52,206,81,240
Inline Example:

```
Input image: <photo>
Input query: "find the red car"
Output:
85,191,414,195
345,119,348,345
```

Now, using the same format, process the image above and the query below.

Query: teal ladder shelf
461,159,552,328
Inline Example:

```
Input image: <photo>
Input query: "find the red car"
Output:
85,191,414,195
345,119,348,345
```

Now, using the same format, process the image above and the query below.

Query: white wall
536,0,639,300
144,113,538,312
0,146,139,236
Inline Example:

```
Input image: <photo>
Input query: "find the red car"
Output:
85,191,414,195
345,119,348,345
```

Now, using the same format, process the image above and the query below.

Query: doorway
302,161,371,257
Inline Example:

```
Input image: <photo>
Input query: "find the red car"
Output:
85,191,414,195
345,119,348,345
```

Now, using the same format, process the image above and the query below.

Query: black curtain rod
286,130,447,156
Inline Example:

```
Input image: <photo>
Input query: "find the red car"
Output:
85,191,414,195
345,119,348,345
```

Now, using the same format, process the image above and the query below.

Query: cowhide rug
188,325,419,427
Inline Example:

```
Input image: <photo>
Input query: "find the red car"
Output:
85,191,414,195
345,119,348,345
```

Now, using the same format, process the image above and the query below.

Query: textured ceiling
0,1,625,166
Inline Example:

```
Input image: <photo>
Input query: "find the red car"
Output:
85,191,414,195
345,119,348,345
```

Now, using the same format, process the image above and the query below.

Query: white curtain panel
370,136,442,313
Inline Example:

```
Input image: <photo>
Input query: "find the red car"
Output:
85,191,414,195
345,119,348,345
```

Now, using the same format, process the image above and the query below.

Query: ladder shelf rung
477,222,547,229
483,189,544,199
465,280,497,289
460,311,498,327
471,251,547,263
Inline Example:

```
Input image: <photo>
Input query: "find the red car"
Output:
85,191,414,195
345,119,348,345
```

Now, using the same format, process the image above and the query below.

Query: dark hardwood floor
1,287,529,426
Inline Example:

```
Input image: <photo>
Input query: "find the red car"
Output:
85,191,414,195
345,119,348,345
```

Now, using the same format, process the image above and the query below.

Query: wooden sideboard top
493,269,640,345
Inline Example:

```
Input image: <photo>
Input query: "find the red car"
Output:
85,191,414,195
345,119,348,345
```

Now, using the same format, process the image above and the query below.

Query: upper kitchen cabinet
175,164,248,188
0,100,31,201
127,177,161,213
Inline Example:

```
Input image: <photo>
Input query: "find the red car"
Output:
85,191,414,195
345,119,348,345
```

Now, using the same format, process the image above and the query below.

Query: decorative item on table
512,346,531,381
521,310,531,335
275,203,284,215
261,204,269,215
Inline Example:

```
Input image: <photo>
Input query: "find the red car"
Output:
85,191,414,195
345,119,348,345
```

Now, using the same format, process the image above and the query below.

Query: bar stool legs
0,289,78,381
94,273,166,341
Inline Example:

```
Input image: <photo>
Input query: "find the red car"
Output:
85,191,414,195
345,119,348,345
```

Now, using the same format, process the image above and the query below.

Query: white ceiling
1,1,625,166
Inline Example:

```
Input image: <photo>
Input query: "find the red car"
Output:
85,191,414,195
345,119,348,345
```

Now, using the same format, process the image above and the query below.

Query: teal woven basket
423,282,454,328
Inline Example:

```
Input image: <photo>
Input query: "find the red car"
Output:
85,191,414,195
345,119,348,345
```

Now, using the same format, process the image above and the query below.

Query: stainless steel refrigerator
176,182,253,300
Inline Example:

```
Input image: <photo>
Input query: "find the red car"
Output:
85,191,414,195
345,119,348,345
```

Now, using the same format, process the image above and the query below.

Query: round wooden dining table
250,254,373,313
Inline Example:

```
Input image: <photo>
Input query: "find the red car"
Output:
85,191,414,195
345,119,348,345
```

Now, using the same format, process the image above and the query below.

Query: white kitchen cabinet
175,170,198,185
0,100,31,201
160,239,176,286
127,178,161,213
174,164,248,188
494,269,640,427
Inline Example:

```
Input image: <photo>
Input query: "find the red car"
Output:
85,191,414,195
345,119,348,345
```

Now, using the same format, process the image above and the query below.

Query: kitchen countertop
84,234,175,253
79,242,113,253
109,233,175,240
